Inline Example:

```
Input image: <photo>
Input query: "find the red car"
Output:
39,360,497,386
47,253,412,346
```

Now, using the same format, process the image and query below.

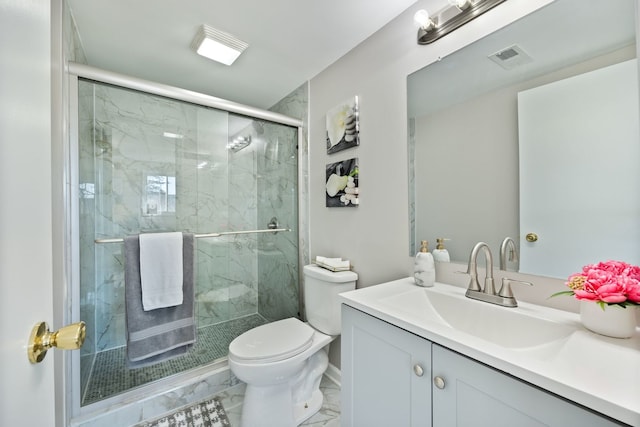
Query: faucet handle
498,277,533,298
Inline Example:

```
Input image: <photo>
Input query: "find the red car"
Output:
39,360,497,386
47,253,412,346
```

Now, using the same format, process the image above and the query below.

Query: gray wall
308,0,553,288
414,86,519,264
308,0,556,367
308,0,640,367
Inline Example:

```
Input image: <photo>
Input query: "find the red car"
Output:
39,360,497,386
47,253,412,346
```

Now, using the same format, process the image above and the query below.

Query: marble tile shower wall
257,121,299,320
268,83,310,317
78,81,299,354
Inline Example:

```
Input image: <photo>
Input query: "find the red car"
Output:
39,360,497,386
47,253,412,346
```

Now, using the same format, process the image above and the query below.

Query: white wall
308,0,553,288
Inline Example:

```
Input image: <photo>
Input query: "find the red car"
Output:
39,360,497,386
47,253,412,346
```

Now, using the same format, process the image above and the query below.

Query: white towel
316,256,351,271
139,232,184,311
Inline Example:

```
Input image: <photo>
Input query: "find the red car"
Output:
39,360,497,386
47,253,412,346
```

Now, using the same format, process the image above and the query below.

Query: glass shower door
76,79,299,406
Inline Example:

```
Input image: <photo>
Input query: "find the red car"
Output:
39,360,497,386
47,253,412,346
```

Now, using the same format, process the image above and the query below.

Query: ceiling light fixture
415,0,507,45
191,24,248,66
227,135,252,152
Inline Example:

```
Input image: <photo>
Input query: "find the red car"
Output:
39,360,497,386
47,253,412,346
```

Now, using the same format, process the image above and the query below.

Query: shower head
252,120,265,135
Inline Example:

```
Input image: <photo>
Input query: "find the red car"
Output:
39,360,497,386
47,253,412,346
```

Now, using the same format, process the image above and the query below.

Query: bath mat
138,396,231,427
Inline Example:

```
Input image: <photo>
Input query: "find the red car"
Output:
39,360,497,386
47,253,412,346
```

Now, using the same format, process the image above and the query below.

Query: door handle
28,321,86,364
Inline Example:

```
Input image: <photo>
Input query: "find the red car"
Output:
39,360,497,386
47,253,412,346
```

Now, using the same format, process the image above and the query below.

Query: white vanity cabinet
342,305,624,427
432,344,621,427
341,305,432,427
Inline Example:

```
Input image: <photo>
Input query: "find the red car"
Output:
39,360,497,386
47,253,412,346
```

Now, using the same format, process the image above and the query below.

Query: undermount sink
379,284,576,349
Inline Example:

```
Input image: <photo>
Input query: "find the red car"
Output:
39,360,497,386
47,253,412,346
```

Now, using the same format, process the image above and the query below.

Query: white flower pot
579,300,638,339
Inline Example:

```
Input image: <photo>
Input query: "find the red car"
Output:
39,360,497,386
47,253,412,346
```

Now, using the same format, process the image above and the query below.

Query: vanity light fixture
413,9,435,32
415,0,507,45
448,0,472,9
191,24,249,66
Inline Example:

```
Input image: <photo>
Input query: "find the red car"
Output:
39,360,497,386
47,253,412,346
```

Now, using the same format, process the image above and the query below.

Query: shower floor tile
82,314,269,406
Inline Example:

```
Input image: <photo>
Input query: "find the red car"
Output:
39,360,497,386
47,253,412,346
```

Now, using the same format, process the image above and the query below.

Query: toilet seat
229,318,315,364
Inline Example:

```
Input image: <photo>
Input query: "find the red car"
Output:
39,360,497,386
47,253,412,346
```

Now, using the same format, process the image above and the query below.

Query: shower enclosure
71,66,301,408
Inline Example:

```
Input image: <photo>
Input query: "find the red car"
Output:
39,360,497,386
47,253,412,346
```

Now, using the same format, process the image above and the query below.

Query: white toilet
228,264,357,427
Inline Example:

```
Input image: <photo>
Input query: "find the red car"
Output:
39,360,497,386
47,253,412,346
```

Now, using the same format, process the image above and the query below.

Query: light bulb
414,9,434,30
448,0,471,9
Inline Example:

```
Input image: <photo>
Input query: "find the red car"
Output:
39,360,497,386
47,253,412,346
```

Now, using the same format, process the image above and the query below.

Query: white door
0,0,56,425
518,59,640,278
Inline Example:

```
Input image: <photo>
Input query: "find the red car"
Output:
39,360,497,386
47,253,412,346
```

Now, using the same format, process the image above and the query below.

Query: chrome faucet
466,241,532,308
499,237,518,271
466,242,495,295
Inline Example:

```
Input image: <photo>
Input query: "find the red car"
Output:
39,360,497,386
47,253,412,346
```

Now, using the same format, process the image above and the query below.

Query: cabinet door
342,305,432,427
432,344,622,427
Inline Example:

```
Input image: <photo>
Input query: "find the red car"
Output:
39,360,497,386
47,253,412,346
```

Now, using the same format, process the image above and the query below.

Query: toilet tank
303,264,357,335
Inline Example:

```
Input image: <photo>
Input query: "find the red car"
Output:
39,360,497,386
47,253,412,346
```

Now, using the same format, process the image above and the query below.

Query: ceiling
67,0,418,110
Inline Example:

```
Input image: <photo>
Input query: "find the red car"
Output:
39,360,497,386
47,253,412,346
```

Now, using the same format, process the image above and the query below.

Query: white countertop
339,278,640,426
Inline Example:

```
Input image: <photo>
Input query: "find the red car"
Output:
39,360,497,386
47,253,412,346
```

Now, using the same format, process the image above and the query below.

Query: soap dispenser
432,238,450,263
414,240,436,287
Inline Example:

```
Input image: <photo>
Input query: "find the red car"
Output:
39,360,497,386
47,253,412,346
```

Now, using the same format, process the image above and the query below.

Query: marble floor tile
215,375,340,427
301,376,341,427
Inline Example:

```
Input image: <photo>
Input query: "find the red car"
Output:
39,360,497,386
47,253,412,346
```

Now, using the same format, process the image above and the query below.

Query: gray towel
124,233,196,368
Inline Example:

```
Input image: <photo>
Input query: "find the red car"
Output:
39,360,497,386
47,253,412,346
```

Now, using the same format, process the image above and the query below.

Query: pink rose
573,289,599,301
565,260,640,305
585,260,630,276
585,269,615,286
627,265,640,281
624,280,640,303
594,282,627,303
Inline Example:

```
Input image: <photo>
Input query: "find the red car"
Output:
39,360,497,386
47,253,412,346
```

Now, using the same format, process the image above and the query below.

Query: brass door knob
28,321,86,364
525,233,538,242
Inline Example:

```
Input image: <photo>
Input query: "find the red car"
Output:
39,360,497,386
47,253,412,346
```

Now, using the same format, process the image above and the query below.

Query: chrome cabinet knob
433,376,446,389
413,364,424,377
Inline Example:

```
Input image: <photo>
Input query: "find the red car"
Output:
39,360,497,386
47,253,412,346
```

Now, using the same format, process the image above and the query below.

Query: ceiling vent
488,44,532,70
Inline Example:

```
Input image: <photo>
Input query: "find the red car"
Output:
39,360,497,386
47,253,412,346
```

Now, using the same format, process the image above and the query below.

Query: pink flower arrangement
554,260,640,309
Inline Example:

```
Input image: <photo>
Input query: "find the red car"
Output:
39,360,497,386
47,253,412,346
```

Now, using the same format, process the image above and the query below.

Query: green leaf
549,290,574,299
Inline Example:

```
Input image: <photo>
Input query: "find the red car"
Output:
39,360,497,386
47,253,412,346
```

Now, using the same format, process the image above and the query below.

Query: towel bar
94,227,291,243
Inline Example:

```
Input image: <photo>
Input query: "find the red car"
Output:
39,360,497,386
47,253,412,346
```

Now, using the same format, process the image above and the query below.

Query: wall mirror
408,0,639,279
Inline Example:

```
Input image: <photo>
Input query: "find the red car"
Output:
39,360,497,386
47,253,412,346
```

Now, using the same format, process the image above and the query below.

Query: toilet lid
229,318,315,363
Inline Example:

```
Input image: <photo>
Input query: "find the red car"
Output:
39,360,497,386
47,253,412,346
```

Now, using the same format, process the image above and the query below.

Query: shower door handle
28,321,86,363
